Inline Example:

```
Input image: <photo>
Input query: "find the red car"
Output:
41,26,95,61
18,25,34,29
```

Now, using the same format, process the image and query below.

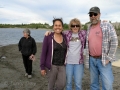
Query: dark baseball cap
88,6,100,14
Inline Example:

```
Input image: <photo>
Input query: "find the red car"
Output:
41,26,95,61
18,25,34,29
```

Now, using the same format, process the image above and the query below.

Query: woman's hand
29,54,35,61
41,70,46,76
45,31,51,36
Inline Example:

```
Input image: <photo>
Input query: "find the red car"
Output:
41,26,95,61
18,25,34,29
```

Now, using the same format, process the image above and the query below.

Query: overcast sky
0,0,120,25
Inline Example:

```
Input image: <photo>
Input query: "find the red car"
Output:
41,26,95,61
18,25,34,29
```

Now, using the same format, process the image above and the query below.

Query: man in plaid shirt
85,6,118,90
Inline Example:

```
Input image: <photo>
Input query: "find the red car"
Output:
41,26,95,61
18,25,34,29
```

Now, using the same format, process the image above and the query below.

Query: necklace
54,34,63,43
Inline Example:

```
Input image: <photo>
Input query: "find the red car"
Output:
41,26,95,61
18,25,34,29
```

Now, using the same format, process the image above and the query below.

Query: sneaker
28,75,32,79
25,73,28,77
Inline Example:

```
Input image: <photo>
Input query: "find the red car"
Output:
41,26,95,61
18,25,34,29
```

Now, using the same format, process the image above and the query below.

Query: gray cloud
0,0,120,24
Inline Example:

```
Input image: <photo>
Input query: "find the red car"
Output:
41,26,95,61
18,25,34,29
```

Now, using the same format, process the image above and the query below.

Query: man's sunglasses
71,25,80,27
89,13,98,17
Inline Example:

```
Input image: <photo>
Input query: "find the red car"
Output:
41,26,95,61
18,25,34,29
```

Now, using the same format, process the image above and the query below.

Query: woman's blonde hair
69,18,81,30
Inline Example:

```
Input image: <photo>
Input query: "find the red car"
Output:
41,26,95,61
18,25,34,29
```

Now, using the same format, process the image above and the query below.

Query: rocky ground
0,43,120,90
116,30,120,46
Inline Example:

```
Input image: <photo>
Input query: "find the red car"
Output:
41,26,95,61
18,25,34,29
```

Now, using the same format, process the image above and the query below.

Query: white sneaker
25,73,28,77
28,75,32,79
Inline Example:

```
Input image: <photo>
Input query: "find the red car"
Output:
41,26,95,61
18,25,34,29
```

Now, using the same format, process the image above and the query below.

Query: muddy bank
0,43,120,90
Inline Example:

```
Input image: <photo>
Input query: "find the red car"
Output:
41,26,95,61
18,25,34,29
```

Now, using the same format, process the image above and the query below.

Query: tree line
0,23,88,30
0,23,50,29
0,22,120,30
0,23,70,29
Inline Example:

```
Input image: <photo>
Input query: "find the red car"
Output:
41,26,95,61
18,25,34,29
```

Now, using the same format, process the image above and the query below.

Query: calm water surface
0,28,49,46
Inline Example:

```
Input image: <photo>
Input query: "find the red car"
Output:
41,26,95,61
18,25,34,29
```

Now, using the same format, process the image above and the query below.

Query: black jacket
18,36,37,56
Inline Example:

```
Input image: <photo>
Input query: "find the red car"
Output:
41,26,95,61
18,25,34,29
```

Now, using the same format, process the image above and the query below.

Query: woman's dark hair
53,18,63,26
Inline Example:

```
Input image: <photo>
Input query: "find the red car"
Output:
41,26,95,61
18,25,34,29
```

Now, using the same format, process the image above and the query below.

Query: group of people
19,6,118,90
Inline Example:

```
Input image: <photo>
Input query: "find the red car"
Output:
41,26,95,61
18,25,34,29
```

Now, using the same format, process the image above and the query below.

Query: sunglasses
89,13,98,17
71,25,80,27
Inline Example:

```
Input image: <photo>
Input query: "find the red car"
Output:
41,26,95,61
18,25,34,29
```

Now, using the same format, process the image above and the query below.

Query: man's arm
106,23,118,62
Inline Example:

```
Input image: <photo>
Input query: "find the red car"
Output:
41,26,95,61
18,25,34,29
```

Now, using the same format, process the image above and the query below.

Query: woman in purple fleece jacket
40,18,67,90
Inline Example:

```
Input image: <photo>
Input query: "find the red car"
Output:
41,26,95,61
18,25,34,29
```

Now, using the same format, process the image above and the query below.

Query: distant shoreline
0,27,52,31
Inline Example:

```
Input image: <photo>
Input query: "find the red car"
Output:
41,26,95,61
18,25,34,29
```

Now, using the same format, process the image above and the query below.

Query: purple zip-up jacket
40,32,67,70
64,30,87,64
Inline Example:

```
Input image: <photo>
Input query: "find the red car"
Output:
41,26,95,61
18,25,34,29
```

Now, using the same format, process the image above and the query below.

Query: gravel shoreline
0,43,120,90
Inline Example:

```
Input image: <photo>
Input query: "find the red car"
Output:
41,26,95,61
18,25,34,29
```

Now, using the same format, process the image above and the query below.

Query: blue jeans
89,56,114,90
66,64,84,90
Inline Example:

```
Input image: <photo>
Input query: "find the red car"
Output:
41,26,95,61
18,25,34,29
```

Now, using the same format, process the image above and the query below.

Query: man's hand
105,60,110,65
45,31,51,36
41,70,46,76
103,20,107,22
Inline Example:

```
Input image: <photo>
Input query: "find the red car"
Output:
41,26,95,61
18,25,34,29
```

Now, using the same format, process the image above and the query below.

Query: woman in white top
65,18,86,90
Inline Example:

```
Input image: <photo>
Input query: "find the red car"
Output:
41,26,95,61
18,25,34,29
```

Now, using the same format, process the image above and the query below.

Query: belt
90,55,102,59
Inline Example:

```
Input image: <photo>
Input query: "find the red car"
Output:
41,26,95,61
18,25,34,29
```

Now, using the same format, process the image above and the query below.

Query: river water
0,28,48,46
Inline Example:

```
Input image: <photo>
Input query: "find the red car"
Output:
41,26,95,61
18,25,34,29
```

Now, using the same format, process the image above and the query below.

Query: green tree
83,24,88,30
63,23,69,30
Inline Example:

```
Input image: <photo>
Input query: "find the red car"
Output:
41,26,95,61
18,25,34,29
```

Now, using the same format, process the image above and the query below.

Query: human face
71,23,80,33
53,21,63,34
23,32,29,38
89,12,100,25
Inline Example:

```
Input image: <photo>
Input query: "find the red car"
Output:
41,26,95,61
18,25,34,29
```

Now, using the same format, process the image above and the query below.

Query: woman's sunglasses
71,25,80,27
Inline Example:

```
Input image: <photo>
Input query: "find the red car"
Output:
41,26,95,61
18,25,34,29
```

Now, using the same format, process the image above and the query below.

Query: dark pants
46,65,66,90
22,54,32,75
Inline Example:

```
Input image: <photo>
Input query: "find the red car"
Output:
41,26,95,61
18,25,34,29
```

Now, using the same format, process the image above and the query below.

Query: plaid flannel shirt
64,30,87,64
85,21,118,68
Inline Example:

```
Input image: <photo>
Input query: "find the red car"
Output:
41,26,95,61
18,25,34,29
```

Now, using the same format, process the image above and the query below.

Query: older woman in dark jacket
18,29,37,79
